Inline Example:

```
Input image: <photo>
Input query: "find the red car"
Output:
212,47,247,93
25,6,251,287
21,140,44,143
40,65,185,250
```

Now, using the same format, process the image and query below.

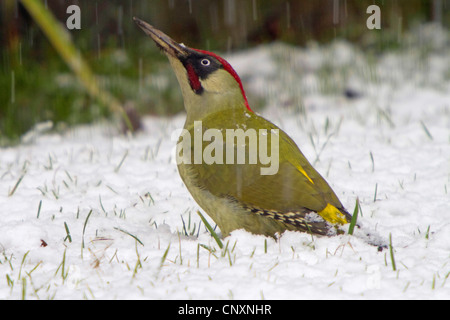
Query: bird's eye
201,59,210,66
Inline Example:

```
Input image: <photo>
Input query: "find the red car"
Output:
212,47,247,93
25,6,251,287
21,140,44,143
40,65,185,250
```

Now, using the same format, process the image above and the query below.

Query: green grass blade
420,121,433,140
64,222,72,243
8,173,25,197
81,209,93,258
197,211,223,249
348,197,359,235
36,200,42,219
114,227,144,246
160,243,171,268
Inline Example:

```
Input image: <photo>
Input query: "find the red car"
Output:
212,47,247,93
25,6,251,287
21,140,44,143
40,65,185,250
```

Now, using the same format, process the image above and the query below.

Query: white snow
1,30,449,299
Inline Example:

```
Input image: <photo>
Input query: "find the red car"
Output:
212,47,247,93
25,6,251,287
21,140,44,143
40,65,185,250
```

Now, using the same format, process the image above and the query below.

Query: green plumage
178,108,351,237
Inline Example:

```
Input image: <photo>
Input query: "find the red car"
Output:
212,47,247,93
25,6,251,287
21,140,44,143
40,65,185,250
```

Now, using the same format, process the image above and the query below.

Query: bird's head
134,18,252,123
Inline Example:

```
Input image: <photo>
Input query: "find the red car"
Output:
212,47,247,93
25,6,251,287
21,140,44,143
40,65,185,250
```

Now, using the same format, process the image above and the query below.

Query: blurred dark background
1,0,449,143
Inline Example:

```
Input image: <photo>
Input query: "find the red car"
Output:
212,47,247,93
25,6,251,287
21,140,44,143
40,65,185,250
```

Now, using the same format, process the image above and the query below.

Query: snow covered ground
1,26,449,299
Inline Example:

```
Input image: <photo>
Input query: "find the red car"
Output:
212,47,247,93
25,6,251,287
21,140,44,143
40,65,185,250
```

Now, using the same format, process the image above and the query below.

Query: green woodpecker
134,18,352,238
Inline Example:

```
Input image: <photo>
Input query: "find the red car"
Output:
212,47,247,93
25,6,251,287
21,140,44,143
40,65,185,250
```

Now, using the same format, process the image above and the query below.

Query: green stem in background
389,233,396,271
20,0,133,131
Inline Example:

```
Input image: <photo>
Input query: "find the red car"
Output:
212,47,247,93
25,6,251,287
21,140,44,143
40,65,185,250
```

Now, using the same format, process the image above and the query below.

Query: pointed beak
133,17,188,58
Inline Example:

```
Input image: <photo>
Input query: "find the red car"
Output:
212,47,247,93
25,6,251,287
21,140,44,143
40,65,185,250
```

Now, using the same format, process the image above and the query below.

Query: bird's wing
182,110,350,227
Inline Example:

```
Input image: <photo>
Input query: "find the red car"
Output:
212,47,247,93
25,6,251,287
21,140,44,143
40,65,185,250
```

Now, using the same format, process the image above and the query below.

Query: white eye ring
201,59,210,66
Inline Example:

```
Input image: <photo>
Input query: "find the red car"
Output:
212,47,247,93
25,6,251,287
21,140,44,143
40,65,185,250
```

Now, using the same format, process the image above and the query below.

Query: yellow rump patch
297,166,314,184
318,203,348,225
